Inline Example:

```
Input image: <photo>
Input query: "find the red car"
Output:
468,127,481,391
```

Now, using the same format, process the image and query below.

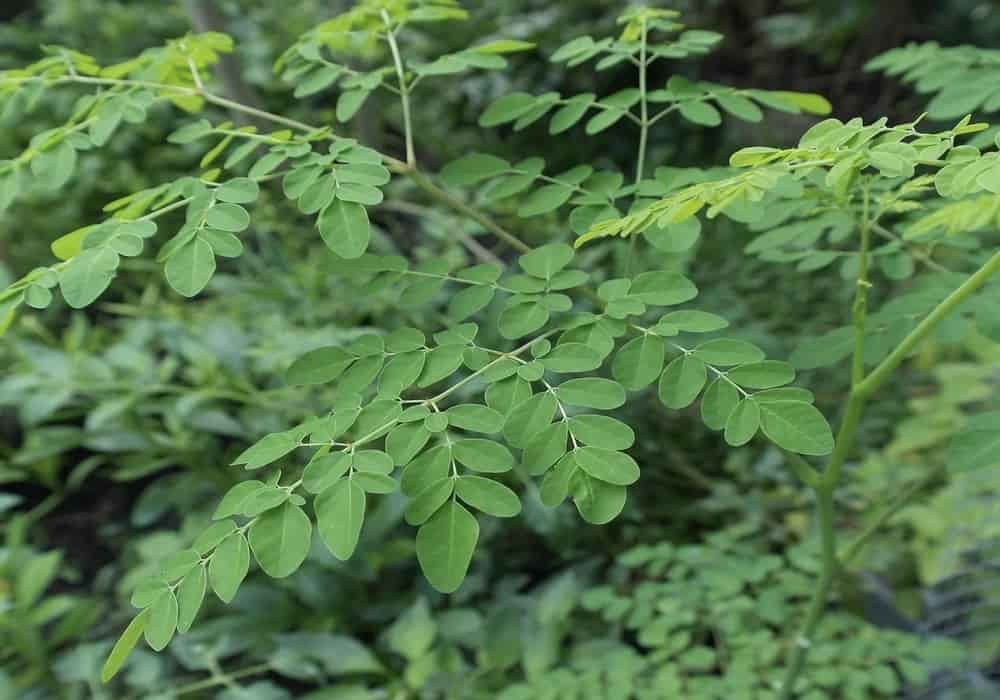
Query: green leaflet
658,355,708,409
316,478,366,560
101,609,149,682
175,566,206,633
542,342,605,373
318,199,370,258
286,346,356,385
455,475,522,517
231,431,298,470
453,438,515,473
726,361,796,389
504,392,558,447
612,334,666,390
700,378,741,431
59,246,119,308
248,502,313,578
573,446,640,486
555,378,626,409
572,473,627,524
692,339,766,366
757,400,834,456
567,415,635,451
447,404,505,433
416,500,479,593
302,452,352,494
208,533,249,603
524,421,570,476
144,590,178,651
724,399,760,447
164,237,216,298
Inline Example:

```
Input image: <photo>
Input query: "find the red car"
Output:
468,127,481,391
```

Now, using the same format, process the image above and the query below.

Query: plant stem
382,11,416,167
778,243,1000,699
856,249,1000,398
627,19,649,276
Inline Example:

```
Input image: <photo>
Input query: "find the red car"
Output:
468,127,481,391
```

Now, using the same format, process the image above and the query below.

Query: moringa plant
2,2,998,697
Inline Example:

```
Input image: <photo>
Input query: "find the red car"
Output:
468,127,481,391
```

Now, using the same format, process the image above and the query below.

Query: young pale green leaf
316,478,366,560
101,609,150,683
286,346,356,385
658,355,708,409
456,476,521,517
416,500,479,593
208,533,250,603
319,199,370,259
555,378,626,409
758,400,834,456
248,502,312,578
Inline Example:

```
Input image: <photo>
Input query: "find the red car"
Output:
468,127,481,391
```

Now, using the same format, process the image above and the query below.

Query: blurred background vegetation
1,1,998,698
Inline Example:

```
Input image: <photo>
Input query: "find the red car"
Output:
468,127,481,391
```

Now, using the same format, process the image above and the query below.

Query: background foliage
1,1,998,699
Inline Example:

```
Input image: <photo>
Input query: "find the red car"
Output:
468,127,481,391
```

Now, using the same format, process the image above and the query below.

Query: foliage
1,1,999,698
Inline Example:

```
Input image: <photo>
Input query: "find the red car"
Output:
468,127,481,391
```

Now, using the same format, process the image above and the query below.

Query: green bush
2,1,998,698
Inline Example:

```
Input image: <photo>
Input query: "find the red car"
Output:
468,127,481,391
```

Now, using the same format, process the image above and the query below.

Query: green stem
856,249,1000,398
778,488,836,698
382,11,416,167
778,245,1000,699
627,19,649,276
780,189,871,699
